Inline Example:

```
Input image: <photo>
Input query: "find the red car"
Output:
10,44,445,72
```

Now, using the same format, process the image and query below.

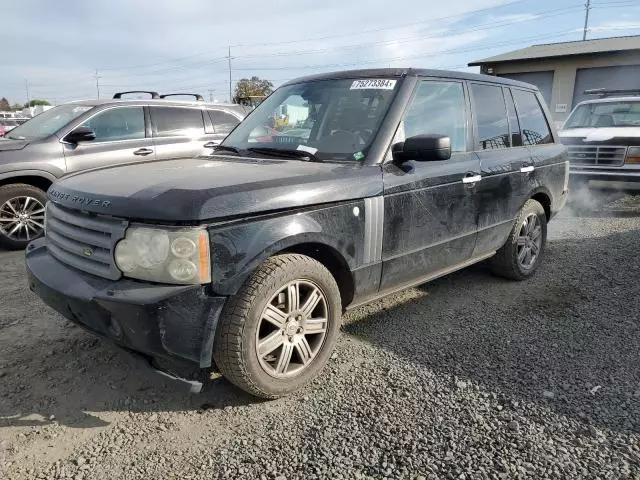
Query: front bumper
571,167,640,183
25,238,227,392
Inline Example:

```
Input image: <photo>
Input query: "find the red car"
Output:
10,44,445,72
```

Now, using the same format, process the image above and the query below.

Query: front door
380,79,481,291
63,106,154,173
150,106,214,160
469,83,533,256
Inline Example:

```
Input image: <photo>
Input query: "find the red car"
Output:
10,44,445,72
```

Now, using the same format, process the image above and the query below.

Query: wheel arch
211,231,356,310
530,190,552,221
0,171,56,192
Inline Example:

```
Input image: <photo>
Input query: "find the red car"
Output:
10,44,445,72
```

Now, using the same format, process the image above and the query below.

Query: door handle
462,174,482,184
520,165,534,173
203,141,220,148
133,148,153,156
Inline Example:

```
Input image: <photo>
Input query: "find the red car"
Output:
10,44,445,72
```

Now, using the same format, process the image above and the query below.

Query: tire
213,254,342,399
489,199,547,281
0,184,47,250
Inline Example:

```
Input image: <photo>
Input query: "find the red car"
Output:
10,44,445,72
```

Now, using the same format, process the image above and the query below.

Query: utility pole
582,0,591,41
228,46,233,103
208,89,215,103
94,69,102,99
25,80,30,107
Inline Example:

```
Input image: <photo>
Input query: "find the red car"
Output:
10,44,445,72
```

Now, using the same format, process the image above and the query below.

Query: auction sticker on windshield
350,79,397,90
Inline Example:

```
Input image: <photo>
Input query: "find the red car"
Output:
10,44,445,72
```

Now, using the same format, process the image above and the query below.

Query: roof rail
584,88,640,97
113,91,160,99
160,93,204,101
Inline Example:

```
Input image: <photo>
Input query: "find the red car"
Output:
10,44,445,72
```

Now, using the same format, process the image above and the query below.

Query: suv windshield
222,78,400,161
3,104,93,140
564,100,640,129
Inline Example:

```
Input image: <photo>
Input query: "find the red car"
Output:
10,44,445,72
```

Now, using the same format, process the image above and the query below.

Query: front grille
45,202,127,280
567,145,627,166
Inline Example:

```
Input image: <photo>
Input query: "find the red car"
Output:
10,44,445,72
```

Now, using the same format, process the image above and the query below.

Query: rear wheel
213,254,341,399
489,199,547,281
0,184,47,250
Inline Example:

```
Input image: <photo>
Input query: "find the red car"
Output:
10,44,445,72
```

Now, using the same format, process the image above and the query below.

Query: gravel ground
0,188,639,480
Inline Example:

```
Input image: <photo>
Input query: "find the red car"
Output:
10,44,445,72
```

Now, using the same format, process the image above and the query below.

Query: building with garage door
468,35,640,125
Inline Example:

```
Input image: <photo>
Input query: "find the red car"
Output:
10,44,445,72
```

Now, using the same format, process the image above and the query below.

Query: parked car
26,69,568,398
559,88,640,186
0,92,247,248
0,118,27,137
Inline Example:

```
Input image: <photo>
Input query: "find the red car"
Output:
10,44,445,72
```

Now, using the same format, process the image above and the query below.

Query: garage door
498,71,554,106
572,65,640,107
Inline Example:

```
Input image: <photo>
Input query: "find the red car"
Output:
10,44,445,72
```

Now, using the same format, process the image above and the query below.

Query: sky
1,0,640,105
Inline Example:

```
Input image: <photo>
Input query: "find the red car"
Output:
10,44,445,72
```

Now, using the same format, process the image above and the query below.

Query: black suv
26,69,569,398
0,92,247,248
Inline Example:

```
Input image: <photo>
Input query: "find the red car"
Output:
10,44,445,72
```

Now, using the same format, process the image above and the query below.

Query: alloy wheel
256,279,328,378
0,196,46,242
517,213,542,270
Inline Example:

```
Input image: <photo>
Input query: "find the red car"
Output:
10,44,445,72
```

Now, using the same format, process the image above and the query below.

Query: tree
24,99,51,108
233,76,273,103
0,97,10,111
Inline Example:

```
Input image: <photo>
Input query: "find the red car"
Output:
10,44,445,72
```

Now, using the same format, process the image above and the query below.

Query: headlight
626,146,640,164
114,226,210,285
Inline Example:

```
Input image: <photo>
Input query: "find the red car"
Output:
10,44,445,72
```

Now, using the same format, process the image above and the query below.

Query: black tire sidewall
0,184,47,249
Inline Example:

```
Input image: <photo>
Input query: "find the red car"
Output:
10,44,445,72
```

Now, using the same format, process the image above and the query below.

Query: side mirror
64,126,96,144
392,134,452,163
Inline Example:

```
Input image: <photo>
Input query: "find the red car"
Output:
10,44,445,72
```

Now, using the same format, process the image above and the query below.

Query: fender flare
0,169,57,185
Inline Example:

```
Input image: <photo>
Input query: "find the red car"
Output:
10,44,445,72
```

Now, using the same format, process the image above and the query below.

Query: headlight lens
114,226,210,284
626,146,640,164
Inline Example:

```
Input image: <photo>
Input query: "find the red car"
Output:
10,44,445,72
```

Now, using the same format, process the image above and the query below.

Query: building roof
469,35,640,66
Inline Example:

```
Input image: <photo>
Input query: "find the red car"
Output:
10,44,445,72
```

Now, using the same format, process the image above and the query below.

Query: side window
83,107,145,142
470,84,509,150
209,110,240,135
511,90,552,146
398,81,467,153
505,88,523,147
151,107,205,137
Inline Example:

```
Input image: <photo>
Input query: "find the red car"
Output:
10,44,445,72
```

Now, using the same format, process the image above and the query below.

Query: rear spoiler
113,91,160,99
160,93,204,101
584,88,640,98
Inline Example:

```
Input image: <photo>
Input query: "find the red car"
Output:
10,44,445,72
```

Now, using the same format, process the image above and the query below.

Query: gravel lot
1,188,639,480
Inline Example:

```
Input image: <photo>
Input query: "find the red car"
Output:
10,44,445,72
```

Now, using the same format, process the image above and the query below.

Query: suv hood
0,138,29,151
49,156,382,222
559,127,640,145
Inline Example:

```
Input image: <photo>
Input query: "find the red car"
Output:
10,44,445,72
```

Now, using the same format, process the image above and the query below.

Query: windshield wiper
247,147,323,163
212,144,242,155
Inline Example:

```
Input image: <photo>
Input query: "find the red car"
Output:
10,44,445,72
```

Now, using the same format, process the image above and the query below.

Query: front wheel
0,184,47,250
489,199,547,281
213,254,342,399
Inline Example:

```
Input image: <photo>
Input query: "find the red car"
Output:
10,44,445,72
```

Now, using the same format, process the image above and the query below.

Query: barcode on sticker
350,79,397,90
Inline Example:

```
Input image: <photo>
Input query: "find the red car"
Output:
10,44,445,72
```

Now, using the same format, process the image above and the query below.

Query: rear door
469,82,533,257
380,79,481,291
62,105,154,173
511,88,566,206
149,106,213,160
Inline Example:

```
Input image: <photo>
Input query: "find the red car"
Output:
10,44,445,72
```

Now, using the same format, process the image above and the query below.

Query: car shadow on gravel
344,227,640,437
0,335,262,430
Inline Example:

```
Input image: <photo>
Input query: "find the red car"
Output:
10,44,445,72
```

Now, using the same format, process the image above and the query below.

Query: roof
469,35,640,66
282,68,537,90
66,99,246,112
576,96,640,106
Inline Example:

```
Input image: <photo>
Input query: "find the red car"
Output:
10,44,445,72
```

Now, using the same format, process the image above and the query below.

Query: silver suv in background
0,91,247,248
